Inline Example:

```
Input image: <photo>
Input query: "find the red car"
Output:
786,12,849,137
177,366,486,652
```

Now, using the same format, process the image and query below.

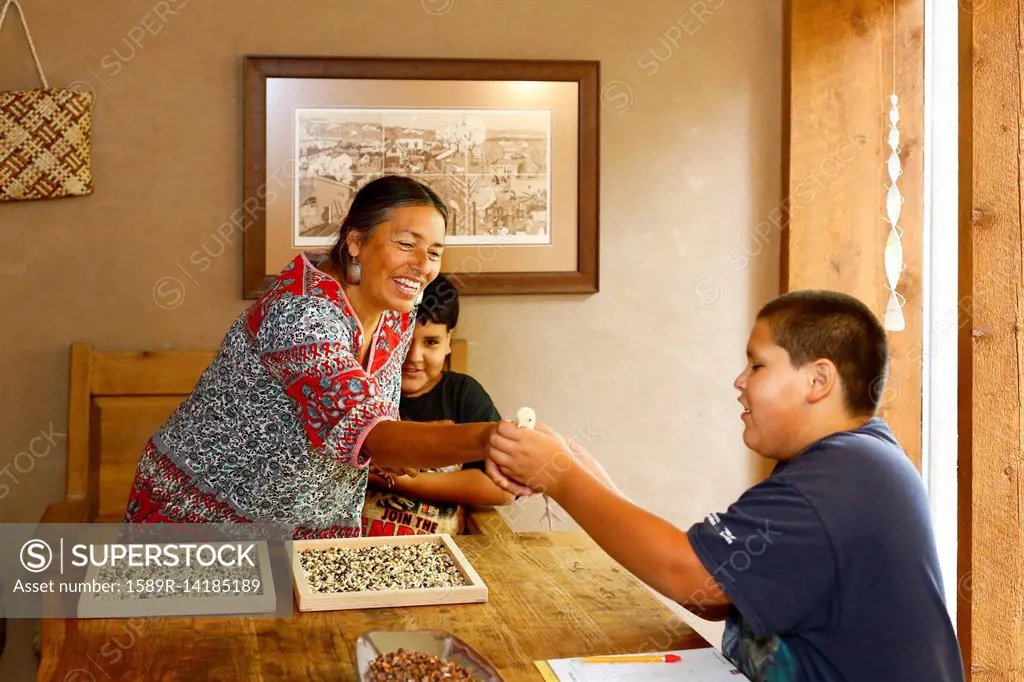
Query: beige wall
0,0,780,651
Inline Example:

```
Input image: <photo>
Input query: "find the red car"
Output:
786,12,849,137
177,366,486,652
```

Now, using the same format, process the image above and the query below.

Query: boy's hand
484,457,535,498
487,420,575,498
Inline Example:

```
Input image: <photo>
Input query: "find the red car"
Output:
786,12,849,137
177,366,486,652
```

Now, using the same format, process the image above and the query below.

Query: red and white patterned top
122,252,415,538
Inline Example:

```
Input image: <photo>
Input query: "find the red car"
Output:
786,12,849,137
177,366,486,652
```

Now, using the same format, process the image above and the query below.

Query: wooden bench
41,340,510,536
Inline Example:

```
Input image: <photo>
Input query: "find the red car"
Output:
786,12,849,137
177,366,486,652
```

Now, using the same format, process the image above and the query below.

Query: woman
123,176,504,538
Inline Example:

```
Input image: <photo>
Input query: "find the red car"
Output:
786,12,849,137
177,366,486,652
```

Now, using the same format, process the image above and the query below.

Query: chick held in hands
516,406,536,430
487,419,576,498
481,407,538,497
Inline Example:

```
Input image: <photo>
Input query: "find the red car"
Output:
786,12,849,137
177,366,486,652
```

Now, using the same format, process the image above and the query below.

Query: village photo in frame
242,56,599,297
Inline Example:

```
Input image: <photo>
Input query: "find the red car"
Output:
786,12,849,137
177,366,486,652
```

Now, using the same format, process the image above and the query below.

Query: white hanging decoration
883,4,906,332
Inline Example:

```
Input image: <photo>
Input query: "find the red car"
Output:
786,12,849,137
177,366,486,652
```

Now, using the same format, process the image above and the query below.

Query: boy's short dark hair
757,290,889,417
416,273,459,330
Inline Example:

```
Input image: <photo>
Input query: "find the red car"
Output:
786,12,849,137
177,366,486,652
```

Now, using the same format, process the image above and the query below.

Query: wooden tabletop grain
37,531,710,681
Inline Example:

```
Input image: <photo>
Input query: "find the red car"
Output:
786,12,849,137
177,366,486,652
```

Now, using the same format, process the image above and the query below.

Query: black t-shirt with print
399,371,501,472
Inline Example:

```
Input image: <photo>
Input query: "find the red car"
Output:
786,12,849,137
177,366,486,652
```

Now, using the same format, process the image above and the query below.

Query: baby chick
515,406,561,530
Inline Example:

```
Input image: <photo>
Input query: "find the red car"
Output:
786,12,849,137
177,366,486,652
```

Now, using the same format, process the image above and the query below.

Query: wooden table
36,531,710,681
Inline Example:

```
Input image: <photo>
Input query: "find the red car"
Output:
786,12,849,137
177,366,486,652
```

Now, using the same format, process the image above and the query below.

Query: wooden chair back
65,340,469,522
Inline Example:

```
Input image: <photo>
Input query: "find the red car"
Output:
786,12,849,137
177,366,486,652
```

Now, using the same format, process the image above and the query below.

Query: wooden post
958,2,1024,679
784,0,925,470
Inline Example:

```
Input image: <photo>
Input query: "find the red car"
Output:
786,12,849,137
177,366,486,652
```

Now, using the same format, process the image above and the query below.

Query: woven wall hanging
0,0,94,202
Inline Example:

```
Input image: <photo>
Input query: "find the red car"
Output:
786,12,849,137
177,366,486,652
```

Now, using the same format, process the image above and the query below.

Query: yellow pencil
581,654,682,663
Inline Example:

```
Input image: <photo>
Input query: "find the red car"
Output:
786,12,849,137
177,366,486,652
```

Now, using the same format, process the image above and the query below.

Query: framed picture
242,56,599,298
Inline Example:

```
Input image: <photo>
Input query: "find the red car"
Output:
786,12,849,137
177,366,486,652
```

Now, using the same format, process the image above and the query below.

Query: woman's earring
345,258,361,285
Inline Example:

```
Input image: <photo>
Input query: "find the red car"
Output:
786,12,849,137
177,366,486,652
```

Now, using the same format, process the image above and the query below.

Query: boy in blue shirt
486,290,965,681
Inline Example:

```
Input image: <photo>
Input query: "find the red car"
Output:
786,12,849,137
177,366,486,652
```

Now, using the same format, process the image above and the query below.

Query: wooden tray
77,541,276,618
290,534,487,612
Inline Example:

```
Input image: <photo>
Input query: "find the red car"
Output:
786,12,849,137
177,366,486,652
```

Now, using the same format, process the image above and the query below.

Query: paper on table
534,647,749,682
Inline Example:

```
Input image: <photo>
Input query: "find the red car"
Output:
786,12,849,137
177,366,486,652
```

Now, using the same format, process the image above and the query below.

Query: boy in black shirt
362,274,512,536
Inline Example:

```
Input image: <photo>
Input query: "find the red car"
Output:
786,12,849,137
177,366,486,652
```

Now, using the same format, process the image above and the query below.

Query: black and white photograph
293,108,551,247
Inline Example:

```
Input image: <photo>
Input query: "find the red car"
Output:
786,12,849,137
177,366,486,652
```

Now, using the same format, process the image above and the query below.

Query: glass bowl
355,629,504,681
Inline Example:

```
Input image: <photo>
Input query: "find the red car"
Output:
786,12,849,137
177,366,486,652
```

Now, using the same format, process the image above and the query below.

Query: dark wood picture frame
241,56,599,298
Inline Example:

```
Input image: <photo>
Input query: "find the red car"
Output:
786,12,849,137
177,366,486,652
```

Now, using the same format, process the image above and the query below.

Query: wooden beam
960,1,1024,678
784,0,925,469
957,0,974,671
90,350,215,396
66,343,93,500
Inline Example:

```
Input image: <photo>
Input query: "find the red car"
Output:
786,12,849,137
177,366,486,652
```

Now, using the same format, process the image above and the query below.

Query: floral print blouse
122,252,414,538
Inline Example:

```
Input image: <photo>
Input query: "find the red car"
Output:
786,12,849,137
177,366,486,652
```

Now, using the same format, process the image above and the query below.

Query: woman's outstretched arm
362,420,496,470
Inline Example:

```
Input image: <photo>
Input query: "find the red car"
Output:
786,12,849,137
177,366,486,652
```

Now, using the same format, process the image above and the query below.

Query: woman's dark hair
415,273,460,330
328,175,449,275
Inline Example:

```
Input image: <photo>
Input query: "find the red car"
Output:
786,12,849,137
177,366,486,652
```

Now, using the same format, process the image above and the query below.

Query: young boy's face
733,318,814,460
402,321,452,397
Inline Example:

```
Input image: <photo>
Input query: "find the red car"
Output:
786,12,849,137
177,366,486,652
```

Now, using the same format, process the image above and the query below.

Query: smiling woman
121,176,508,539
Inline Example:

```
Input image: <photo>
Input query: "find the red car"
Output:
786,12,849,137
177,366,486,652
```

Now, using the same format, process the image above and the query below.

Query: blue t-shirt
687,418,965,682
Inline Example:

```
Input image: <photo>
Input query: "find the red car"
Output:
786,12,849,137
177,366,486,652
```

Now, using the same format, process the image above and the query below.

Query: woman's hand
368,471,393,490
486,420,575,498
369,464,419,489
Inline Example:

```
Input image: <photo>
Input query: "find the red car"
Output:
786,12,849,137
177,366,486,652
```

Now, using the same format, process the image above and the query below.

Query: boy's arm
488,421,838,635
551,465,730,614
385,469,514,506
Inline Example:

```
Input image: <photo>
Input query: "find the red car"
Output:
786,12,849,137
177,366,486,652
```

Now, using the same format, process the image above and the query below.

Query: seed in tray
298,543,468,593
366,648,480,681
